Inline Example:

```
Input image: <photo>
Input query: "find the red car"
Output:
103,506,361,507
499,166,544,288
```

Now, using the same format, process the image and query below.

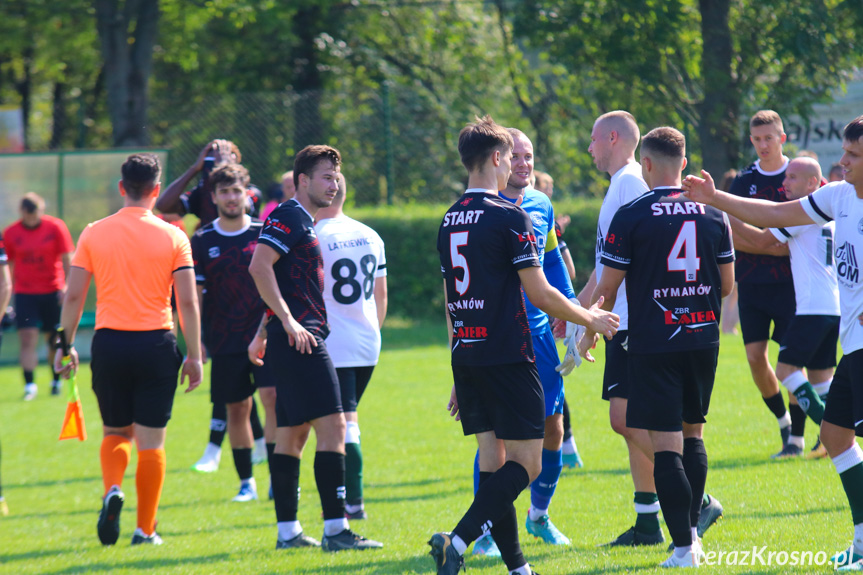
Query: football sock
562,435,577,455
789,402,807,438
763,391,789,421
324,517,349,536
208,404,227,447
23,370,34,385
477,467,524,571
345,421,363,506
562,400,572,442
682,438,708,528
314,451,347,521
788,435,805,449
451,534,468,555
654,451,692,549
793,386,825,425
834,445,863,527
271,453,301,522
473,450,481,495
855,523,863,556
266,442,275,463
277,520,302,541
529,448,562,518
100,435,132,495
232,447,253,481
510,563,532,575
51,369,60,382
813,379,832,398
250,400,264,441
136,448,166,535
453,460,530,547
634,491,661,534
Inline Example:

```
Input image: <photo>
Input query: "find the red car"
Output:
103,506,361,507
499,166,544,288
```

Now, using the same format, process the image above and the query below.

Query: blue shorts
533,326,565,417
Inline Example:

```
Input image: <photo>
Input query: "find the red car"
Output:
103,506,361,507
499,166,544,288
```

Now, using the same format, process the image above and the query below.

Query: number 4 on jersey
667,221,700,282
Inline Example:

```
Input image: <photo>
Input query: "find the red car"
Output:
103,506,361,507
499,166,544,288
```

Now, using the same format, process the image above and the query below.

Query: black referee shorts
453,361,545,441
267,327,342,427
90,329,182,429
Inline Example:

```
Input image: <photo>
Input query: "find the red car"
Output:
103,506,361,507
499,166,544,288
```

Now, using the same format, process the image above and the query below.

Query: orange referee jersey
72,207,193,331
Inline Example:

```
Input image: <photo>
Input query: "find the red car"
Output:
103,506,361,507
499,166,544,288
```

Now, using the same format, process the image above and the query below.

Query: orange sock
136,448,166,535
100,435,131,496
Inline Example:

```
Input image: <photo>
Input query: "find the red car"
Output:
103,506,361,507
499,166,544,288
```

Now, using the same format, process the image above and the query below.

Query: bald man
732,156,837,458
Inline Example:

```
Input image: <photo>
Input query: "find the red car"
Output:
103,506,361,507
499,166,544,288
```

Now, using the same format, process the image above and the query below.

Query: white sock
674,544,692,559
203,442,221,459
855,523,863,555
324,517,348,536
451,534,468,555
813,379,832,397
255,437,266,450
789,435,805,449
345,502,364,514
278,520,302,541
24,383,36,392
562,436,576,455
781,371,808,394
509,564,532,575
241,477,257,489
778,412,791,428
528,505,548,521
691,527,698,541
345,421,361,444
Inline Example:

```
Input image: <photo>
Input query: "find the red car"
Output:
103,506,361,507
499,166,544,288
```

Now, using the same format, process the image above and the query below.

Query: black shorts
626,348,719,432
15,292,61,332
337,366,375,413
210,353,270,404
823,350,863,436
777,315,840,370
90,329,182,428
267,327,342,427
737,282,796,345
452,362,545,441
602,330,630,400
255,348,276,389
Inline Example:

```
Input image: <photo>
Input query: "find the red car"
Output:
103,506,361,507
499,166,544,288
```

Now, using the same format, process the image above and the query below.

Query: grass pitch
0,321,852,573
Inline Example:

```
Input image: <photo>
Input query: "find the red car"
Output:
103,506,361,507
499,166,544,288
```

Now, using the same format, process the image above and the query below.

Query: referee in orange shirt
55,153,203,546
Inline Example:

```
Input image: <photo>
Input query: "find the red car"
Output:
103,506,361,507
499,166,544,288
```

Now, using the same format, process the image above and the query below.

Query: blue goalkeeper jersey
501,188,575,332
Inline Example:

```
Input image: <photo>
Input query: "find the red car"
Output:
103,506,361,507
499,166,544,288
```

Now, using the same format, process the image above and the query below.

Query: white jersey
769,222,840,316
315,215,387,367
596,162,650,330
801,181,863,353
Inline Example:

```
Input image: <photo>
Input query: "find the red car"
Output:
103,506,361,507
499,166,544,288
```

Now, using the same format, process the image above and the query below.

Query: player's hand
194,140,217,171
53,346,78,378
681,170,718,204
587,296,619,338
555,321,586,375
577,330,600,363
248,335,267,366
282,316,317,354
181,357,203,393
447,385,460,421
551,317,566,339
211,139,233,164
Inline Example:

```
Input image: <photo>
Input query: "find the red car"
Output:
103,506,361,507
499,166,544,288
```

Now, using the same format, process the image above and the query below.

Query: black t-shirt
601,188,735,353
181,180,263,227
257,199,328,339
191,219,265,355
437,190,540,366
728,161,792,284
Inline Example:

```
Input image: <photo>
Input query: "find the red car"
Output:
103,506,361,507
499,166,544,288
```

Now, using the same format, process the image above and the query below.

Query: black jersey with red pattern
257,199,328,338
729,161,792,283
191,219,265,355
437,190,540,366
601,188,735,353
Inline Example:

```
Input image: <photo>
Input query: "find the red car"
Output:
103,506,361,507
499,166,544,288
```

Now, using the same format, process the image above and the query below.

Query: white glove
555,321,586,375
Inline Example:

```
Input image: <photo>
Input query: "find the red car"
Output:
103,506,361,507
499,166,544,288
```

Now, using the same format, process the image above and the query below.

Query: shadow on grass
264,553,431,574
708,455,776,471
366,476,452,489
366,486,465,504
733,504,845,520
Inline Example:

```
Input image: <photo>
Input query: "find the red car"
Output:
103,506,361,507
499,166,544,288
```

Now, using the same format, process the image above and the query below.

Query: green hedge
351,196,604,320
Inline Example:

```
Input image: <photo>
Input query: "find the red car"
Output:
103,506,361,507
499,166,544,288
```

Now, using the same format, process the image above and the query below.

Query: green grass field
0,321,853,574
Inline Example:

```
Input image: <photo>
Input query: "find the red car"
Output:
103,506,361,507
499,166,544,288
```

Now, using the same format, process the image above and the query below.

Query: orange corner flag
59,399,87,441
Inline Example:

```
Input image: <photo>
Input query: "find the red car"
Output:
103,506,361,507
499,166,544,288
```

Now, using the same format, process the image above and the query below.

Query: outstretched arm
728,216,789,256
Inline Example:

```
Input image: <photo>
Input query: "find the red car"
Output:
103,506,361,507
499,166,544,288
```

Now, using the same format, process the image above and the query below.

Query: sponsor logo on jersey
453,325,489,339
512,229,537,247
749,184,758,196
460,197,473,206
654,299,716,340
653,285,713,298
265,219,291,235
651,201,707,216
442,209,485,227
448,298,486,312
836,241,860,285
208,246,220,258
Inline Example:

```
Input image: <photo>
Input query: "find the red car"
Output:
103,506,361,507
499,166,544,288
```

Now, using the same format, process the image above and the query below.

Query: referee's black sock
250,400,264,441
453,460,530,547
314,451,346,521
232,447,253,482
654,451,692,549
270,453,301,522
682,438,708,529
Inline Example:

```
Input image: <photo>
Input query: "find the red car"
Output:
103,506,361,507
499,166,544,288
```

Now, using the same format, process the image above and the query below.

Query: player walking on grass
682,116,863,571
470,128,579,559
249,145,382,552
587,127,735,568
429,116,619,575
314,174,387,521
730,156,837,458
55,153,203,546
0,231,11,516
191,163,271,502
4,193,74,400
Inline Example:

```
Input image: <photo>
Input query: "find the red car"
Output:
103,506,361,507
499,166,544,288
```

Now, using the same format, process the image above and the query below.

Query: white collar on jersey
465,188,497,194
213,217,252,237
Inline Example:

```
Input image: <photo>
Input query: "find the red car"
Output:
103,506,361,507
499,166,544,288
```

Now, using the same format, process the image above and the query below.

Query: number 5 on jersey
450,232,470,295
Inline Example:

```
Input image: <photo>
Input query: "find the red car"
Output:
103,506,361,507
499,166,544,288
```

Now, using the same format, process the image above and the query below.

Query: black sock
682,438,708,529
51,369,60,381
232,447,253,481
763,392,788,419
453,460,530,546
562,399,572,441
654,451,692,549
250,399,264,441
789,403,806,437
270,453,300,522
209,403,227,446
266,442,276,464
23,370,34,385
314,451,346,520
